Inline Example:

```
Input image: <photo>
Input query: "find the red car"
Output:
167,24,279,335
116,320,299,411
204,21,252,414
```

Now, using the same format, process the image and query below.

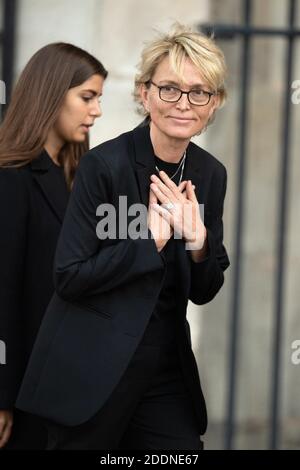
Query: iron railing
199,0,300,450
0,0,17,110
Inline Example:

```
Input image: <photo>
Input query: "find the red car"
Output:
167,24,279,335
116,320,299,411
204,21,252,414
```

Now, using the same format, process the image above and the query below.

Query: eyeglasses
148,80,215,106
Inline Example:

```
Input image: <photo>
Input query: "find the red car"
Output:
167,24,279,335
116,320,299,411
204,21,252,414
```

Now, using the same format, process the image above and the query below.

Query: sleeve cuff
189,228,215,265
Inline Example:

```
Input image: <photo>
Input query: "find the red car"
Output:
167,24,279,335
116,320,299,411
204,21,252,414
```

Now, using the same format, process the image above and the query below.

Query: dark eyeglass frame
148,80,216,106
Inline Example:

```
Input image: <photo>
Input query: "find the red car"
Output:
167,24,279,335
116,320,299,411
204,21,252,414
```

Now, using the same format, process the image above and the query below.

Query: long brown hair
0,43,107,188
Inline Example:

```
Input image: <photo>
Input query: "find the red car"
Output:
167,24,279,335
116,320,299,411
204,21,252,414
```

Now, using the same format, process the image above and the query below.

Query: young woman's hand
0,409,13,448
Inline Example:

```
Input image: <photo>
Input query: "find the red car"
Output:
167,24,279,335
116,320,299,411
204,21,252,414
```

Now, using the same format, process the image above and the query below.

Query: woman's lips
168,116,194,123
81,124,93,132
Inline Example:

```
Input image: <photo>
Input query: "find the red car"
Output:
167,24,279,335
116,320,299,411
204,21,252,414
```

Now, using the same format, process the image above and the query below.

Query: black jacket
0,151,69,409
16,124,229,434
0,151,69,448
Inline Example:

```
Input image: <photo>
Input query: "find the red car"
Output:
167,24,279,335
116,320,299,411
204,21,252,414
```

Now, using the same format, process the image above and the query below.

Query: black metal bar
269,0,296,450
200,24,300,39
2,0,17,106
225,0,252,450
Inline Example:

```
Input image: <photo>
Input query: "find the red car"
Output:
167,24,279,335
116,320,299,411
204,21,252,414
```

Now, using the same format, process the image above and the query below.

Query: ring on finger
162,201,174,211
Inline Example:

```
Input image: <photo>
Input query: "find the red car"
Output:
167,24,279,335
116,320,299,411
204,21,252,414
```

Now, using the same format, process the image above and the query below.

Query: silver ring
163,202,174,211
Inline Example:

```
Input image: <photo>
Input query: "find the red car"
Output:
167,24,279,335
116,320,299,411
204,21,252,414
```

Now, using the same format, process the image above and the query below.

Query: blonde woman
0,43,107,449
17,25,229,450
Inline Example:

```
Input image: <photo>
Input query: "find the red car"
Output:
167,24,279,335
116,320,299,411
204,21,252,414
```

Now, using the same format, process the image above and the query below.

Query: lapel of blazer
184,140,208,206
174,141,209,302
30,150,67,223
132,123,156,207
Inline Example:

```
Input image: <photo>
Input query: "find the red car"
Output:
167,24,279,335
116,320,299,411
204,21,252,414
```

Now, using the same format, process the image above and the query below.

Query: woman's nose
91,100,102,118
175,93,191,110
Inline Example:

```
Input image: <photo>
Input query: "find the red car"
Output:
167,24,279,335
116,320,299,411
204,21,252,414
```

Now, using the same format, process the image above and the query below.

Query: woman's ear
140,83,150,113
208,93,220,120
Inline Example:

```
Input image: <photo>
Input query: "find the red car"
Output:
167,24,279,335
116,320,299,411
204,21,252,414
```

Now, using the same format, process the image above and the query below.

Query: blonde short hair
134,23,227,117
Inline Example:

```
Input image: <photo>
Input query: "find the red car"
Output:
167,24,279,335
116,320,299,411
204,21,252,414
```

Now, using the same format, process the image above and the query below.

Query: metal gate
0,0,17,111
199,0,300,450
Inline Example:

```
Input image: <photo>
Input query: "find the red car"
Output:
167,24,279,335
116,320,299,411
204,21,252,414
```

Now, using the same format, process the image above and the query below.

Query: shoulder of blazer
0,150,67,223
0,149,53,183
77,130,134,178
0,164,31,210
0,149,61,218
188,140,227,180
29,149,55,172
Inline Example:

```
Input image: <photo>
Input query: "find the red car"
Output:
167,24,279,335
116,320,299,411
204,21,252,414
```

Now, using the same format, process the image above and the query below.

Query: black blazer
0,151,69,410
16,124,229,434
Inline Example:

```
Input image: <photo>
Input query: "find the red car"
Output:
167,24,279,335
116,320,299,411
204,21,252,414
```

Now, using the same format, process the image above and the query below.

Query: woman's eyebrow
157,80,180,86
81,89,101,96
157,79,206,88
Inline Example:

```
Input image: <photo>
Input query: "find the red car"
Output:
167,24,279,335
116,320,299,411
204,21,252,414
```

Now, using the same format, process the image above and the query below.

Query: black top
141,155,186,345
154,154,185,186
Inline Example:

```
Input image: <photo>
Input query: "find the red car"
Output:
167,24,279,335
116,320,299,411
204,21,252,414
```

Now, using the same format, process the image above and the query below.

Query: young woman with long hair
0,42,107,449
